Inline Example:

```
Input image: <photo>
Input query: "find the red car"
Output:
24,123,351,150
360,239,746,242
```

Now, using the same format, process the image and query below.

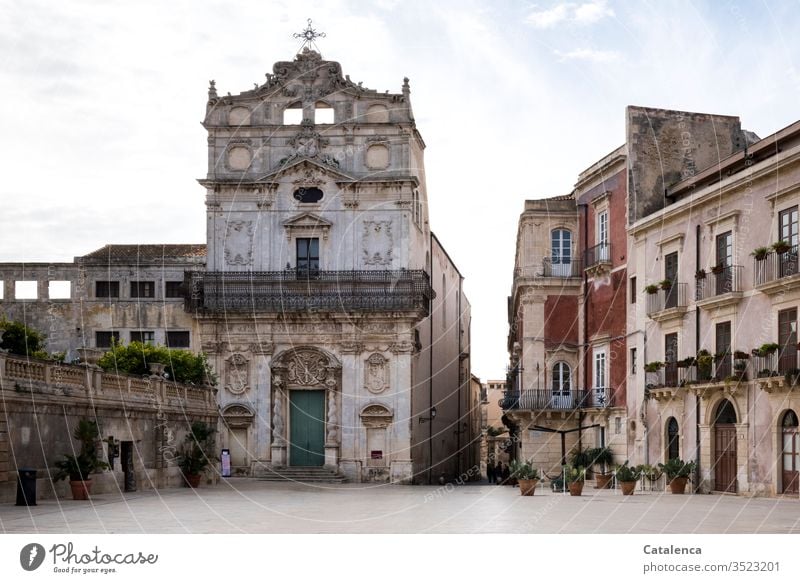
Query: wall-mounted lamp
419,406,437,424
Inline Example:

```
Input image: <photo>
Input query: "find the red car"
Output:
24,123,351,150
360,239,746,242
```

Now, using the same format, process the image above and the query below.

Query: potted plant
615,461,640,495
733,350,750,360
52,418,109,500
510,460,540,496
772,240,791,254
564,466,585,496
752,246,771,261
677,356,696,368
588,446,614,489
695,268,706,280
177,421,217,488
784,368,800,386
696,349,713,381
644,284,659,295
757,342,780,357
711,263,725,275
569,447,593,475
658,458,697,494
644,361,663,373
659,279,673,291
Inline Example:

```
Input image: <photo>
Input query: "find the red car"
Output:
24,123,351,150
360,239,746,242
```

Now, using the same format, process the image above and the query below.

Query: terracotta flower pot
69,479,93,500
595,473,613,489
620,480,637,495
568,481,584,496
184,473,202,488
669,476,689,494
518,478,539,496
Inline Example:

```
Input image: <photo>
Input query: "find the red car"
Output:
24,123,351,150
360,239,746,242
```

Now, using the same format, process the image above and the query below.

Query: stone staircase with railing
254,465,347,483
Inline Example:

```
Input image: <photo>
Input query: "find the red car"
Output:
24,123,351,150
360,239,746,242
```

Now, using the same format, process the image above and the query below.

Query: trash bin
16,468,37,506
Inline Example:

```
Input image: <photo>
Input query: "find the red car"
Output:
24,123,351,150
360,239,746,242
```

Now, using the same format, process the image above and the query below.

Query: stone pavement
1,479,799,534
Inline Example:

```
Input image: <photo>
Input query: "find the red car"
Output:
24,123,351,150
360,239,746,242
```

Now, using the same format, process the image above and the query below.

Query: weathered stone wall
0,353,218,502
626,106,746,224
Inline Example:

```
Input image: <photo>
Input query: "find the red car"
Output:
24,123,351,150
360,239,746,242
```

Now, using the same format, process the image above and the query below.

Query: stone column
270,379,287,467
0,397,8,484
251,345,273,463
338,345,362,481
324,378,339,469
698,423,712,493
735,422,750,493
390,342,414,484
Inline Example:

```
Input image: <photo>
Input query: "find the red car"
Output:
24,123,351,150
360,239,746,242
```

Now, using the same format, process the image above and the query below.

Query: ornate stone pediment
225,353,250,395
365,353,389,394
283,212,332,241
272,347,341,388
261,157,355,183
360,404,393,428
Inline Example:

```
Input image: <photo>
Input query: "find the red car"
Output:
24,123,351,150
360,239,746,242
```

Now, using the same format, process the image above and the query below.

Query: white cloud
526,1,614,28
554,47,621,62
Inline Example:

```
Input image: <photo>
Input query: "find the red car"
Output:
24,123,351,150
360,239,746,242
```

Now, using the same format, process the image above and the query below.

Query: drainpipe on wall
457,274,463,477
580,203,589,455
695,224,701,492
429,232,434,485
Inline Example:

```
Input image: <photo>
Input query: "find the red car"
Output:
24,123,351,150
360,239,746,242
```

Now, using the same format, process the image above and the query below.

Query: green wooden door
289,390,325,466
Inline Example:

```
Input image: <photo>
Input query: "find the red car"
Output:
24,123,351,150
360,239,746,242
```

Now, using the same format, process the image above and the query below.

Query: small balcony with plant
645,360,693,401
753,342,800,393
695,264,743,308
753,242,800,293
645,280,688,322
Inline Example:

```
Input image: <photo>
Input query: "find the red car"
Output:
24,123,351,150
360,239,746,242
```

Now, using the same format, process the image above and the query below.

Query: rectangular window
130,330,155,344
779,206,799,247
594,350,606,388
665,333,678,386
296,238,320,275
166,331,190,348
630,276,636,304
597,210,609,246
164,281,183,298
15,281,37,299
664,251,679,309
96,281,120,299
630,347,637,375
716,231,733,267
778,308,798,374
130,281,155,298
49,280,71,299
715,321,732,379
95,331,120,349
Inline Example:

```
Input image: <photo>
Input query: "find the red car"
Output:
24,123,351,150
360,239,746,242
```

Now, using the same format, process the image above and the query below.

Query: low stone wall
0,353,218,503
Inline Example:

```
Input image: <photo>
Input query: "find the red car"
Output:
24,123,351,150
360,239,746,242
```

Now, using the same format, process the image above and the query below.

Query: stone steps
255,466,347,483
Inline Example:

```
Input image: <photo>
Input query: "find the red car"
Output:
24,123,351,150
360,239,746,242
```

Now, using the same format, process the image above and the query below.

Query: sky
1,0,799,381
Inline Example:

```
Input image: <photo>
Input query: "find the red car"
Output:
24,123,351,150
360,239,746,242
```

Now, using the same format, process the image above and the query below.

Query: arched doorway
666,417,679,461
781,410,799,494
713,399,738,493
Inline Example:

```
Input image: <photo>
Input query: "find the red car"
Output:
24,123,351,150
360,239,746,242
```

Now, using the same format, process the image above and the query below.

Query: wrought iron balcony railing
184,269,434,314
500,388,596,411
755,246,800,286
646,283,688,316
753,347,799,377
584,243,611,269
541,258,583,278
695,265,742,300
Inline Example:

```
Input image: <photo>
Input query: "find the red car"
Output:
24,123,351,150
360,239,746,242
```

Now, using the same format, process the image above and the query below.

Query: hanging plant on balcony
659,279,673,290
644,284,659,294
757,342,780,356
713,352,729,362
644,361,664,373
695,268,706,280
733,350,750,360
752,246,771,261
696,350,713,380
772,240,791,254
677,357,696,368
711,264,725,275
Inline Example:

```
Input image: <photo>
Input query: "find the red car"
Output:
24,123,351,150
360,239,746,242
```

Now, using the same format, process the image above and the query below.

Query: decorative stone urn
76,348,103,368
148,362,167,377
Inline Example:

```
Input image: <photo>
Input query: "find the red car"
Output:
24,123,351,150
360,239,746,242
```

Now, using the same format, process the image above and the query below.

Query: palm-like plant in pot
564,465,586,496
510,460,540,496
53,418,109,500
587,446,614,489
615,461,641,496
178,421,217,488
658,458,697,494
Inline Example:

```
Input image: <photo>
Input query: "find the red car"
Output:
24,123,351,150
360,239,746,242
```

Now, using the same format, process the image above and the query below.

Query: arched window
551,362,571,396
283,102,303,125
714,399,737,424
551,229,572,276
783,410,799,427
666,417,679,460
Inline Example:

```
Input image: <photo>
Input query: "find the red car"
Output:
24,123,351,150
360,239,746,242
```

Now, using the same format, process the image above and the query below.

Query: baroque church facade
0,47,475,485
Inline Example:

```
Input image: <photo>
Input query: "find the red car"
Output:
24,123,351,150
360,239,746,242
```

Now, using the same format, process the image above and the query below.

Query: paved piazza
2,480,799,534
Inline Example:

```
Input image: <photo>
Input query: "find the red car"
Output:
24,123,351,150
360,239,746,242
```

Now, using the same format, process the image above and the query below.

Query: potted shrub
588,446,614,489
696,350,713,381
564,466,585,496
569,447,593,476
752,246,771,261
52,418,109,500
615,461,640,495
711,263,725,275
510,460,540,496
658,458,697,494
644,361,663,373
772,240,791,254
644,284,659,295
695,268,706,280
733,350,750,360
757,342,780,357
659,279,673,291
177,421,217,488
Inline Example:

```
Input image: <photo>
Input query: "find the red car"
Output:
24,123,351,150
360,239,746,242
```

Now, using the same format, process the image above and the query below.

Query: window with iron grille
95,331,120,349
95,281,120,299
130,281,155,298
166,331,190,348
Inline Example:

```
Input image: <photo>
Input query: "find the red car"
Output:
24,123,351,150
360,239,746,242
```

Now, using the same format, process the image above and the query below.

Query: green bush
0,319,46,356
97,341,215,385
53,418,109,482
178,421,217,477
